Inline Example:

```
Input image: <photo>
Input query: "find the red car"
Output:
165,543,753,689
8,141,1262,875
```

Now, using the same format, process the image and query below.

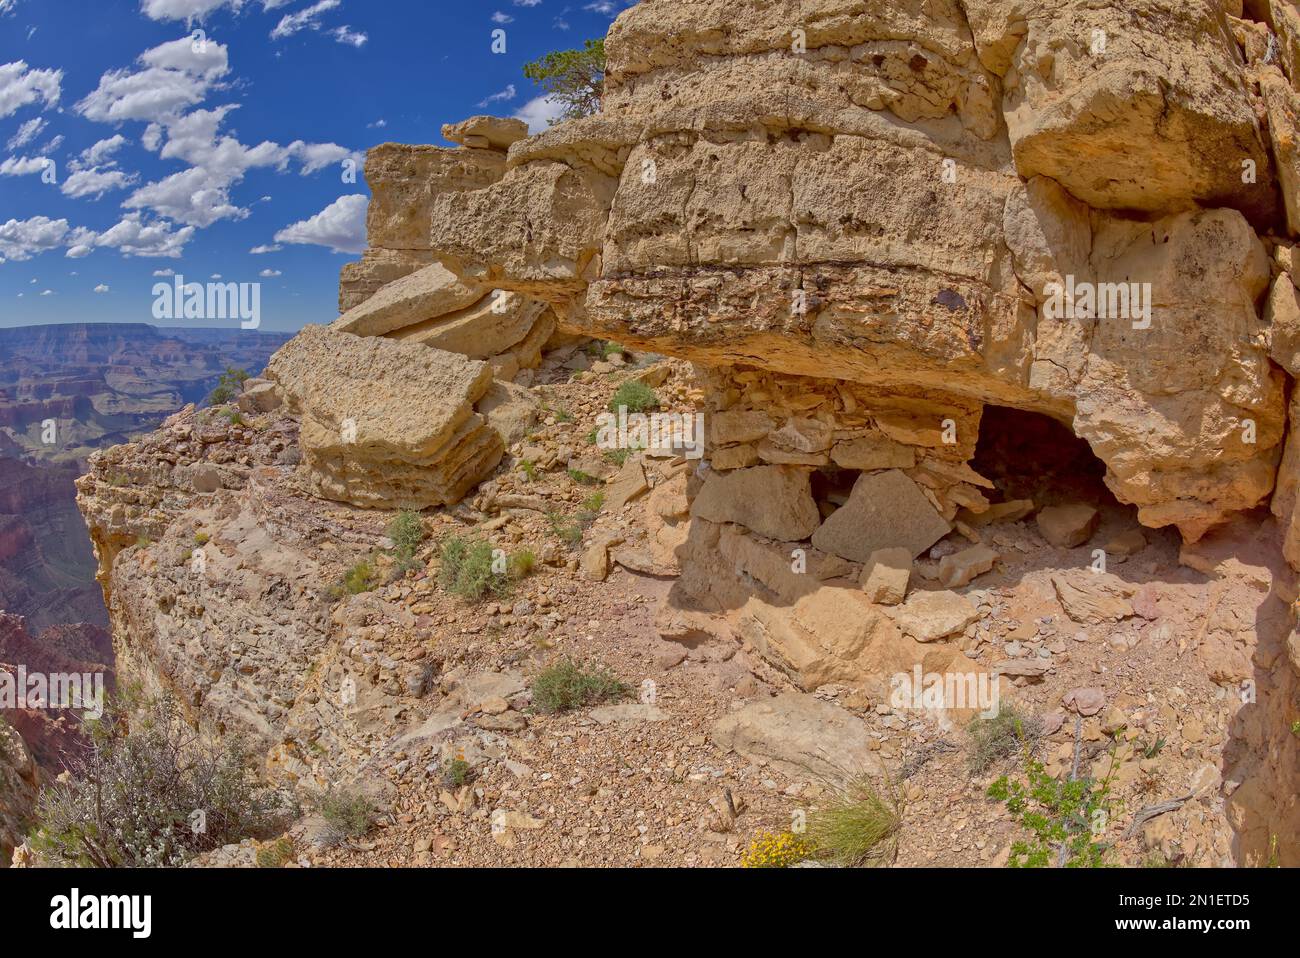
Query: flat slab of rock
831,434,916,470
332,262,483,338
605,457,650,511
441,115,529,151
887,589,980,642
710,692,881,783
389,290,547,359
267,326,503,509
692,465,820,541
1036,503,1099,548
1051,571,1135,623
709,410,774,445
812,469,951,562
938,544,999,588
961,498,1036,527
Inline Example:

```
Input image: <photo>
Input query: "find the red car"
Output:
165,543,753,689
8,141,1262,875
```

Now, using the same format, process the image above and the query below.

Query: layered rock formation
335,117,558,384
0,717,38,868
72,0,1300,865
266,326,506,510
320,0,1300,855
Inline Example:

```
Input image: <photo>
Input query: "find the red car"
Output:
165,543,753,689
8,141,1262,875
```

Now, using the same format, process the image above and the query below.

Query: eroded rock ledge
71,0,1300,866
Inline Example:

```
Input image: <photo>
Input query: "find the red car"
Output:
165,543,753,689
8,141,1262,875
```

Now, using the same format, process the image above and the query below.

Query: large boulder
811,469,951,562
266,326,503,509
691,465,820,542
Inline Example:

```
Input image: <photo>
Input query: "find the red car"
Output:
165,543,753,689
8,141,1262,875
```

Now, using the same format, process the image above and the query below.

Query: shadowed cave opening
972,405,1118,510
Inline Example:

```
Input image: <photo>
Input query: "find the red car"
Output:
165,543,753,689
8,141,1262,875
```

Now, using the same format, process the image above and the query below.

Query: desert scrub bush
437,537,511,602
442,756,474,788
581,491,605,515
220,408,243,426
567,468,599,486
194,532,210,546
518,459,539,482
741,830,816,868
312,786,376,844
207,366,249,405
386,510,425,572
986,746,1119,868
805,776,902,867
335,558,382,596
530,658,628,714
28,697,287,868
546,510,585,548
508,548,537,580
255,836,295,868
608,380,659,414
967,707,1043,775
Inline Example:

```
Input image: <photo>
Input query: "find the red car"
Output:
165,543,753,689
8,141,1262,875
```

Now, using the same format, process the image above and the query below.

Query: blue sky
0,0,632,331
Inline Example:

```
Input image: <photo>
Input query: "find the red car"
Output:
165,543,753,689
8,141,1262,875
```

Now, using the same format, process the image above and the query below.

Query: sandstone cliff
72,0,1300,867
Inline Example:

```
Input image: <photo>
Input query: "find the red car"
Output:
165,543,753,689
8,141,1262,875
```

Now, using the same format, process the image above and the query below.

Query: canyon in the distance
0,323,288,767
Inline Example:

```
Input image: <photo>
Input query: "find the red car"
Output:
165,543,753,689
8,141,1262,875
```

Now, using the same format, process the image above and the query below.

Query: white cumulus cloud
76,37,229,124
6,116,45,151
0,215,68,261
274,193,367,253
270,0,339,39
0,61,62,119
514,94,565,133
62,168,137,200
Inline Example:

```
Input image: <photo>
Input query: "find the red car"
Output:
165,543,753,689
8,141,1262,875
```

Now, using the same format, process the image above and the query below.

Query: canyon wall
73,0,1300,864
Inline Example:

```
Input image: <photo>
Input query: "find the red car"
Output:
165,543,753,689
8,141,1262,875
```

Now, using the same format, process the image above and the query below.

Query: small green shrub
805,776,902,867
987,746,1119,868
313,787,376,844
530,658,628,714
438,537,510,602
509,549,537,580
967,707,1042,775
339,559,382,596
546,510,584,548
255,836,295,868
386,510,425,572
567,468,599,486
194,532,210,546
602,447,632,467
581,491,605,515
519,459,538,482
28,697,287,867
207,366,250,406
442,757,474,789
608,380,659,414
